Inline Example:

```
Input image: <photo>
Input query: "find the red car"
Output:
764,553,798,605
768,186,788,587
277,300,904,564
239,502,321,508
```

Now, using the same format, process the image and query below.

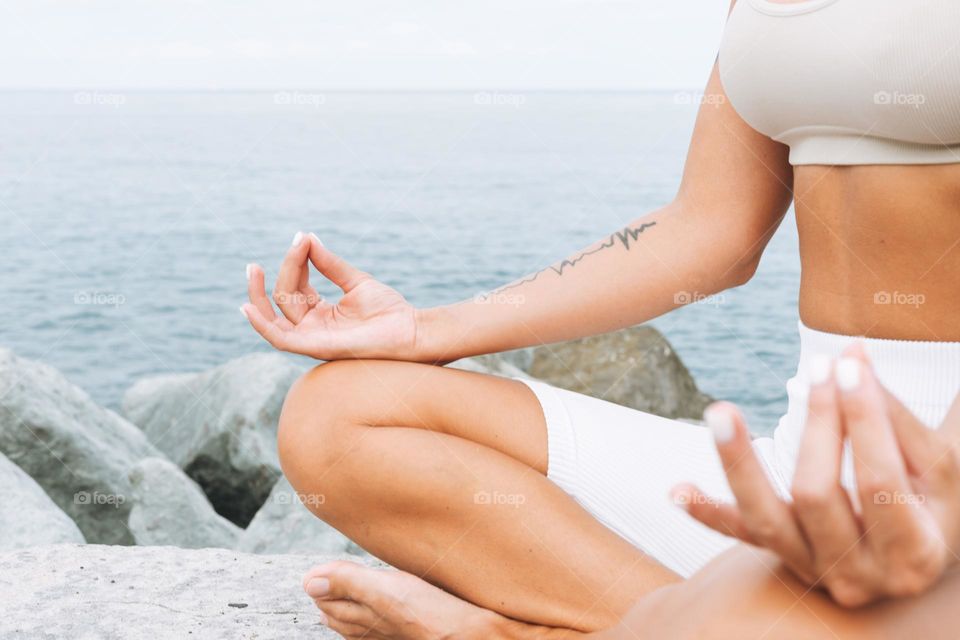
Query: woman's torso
720,0,960,342
795,165,960,342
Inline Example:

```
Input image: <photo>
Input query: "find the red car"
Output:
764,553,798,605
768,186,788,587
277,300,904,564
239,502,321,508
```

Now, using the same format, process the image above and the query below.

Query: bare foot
302,561,582,640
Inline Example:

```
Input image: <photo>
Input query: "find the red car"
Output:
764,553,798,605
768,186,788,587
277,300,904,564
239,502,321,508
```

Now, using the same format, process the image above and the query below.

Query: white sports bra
718,0,960,165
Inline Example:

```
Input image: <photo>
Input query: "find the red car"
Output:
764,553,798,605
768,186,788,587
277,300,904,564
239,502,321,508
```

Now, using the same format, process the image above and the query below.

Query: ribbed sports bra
718,0,960,165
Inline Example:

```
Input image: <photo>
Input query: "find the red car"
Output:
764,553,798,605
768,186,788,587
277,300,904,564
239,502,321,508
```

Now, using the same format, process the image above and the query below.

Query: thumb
306,234,369,293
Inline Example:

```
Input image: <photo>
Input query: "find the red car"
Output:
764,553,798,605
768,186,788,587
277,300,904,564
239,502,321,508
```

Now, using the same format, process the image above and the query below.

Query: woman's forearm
405,55,795,364
413,198,767,363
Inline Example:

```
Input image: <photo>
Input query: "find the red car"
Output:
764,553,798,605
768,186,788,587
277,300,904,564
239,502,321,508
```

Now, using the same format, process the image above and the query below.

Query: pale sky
0,1,728,90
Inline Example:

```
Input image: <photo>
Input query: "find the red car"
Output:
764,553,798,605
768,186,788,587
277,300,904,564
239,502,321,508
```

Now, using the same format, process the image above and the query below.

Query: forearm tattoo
480,221,657,298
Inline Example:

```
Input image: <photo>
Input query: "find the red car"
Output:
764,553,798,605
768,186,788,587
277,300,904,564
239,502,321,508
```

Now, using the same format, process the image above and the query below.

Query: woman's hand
241,232,420,361
672,344,960,607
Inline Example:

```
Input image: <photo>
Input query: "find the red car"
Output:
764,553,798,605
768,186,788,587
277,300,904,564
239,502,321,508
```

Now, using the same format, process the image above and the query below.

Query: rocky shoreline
0,325,711,637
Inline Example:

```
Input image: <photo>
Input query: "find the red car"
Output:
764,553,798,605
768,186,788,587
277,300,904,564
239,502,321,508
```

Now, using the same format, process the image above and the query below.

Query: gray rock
0,453,85,549
128,457,241,549
238,476,360,556
0,349,162,545
523,325,713,420
122,353,304,527
0,543,377,639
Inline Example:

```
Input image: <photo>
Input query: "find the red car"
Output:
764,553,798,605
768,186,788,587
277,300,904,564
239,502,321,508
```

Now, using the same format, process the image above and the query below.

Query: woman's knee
277,360,371,487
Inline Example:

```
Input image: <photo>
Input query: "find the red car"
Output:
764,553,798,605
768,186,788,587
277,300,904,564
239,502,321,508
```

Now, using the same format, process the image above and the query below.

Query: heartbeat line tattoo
483,221,657,297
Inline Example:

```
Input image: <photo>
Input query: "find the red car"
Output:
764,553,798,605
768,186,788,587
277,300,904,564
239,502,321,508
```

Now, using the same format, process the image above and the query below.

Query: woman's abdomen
795,163,960,342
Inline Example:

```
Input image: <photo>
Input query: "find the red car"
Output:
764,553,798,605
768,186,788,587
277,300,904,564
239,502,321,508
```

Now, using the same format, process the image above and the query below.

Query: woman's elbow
727,252,762,287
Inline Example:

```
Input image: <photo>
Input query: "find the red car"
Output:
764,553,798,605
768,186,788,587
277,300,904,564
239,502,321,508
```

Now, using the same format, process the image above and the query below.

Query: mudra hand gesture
674,344,960,607
241,232,421,361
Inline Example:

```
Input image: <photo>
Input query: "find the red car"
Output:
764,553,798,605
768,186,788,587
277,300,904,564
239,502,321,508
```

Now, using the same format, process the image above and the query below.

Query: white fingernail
291,231,304,247
245,263,253,280
239,305,249,319
808,354,832,386
309,232,323,247
704,405,735,443
836,358,861,391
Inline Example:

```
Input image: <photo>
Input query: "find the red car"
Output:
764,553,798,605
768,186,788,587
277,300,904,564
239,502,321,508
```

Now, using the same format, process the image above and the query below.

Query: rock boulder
0,349,162,545
122,353,304,527
127,457,241,549
0,452,85,550
523,325,713,419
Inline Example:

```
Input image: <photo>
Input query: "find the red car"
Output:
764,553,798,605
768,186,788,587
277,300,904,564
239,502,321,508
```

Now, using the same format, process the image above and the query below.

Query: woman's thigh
286,359,550,472
517,378,783,578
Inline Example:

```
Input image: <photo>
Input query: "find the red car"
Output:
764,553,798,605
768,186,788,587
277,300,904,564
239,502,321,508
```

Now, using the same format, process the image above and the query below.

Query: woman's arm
414,61,793,362
243,55,793,363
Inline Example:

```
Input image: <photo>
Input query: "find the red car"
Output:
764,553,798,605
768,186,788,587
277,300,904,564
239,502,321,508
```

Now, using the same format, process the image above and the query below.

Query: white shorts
518,322,960,578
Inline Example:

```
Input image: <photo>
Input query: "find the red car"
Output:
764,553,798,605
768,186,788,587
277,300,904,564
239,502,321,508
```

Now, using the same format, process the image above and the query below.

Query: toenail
317,611,328,625
305,578,330,598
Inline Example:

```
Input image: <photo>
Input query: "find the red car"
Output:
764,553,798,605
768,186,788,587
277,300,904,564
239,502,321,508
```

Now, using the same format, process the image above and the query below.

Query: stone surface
0,349,163,545
127,457,241,549
0,452,85,550
0,544,376,639
122,353,305,527
238,476,361,556
524,325,713,419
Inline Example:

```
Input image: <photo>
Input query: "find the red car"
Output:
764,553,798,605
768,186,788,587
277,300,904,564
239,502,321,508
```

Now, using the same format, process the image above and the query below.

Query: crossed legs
279,360,960,639
277,360,680,633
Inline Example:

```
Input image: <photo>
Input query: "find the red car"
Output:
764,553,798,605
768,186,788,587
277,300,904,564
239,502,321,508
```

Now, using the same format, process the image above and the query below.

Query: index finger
707,403,809,564
246,263,280,322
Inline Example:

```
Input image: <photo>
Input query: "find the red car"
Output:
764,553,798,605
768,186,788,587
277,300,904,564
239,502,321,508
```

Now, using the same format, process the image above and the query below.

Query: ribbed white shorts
518,322,960,578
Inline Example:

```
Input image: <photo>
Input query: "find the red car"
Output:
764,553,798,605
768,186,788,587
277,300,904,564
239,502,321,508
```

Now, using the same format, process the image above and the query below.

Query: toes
302,564,328,591
302,560,358,591
304,576,331,600
303,560,382,603
316,599,376,627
